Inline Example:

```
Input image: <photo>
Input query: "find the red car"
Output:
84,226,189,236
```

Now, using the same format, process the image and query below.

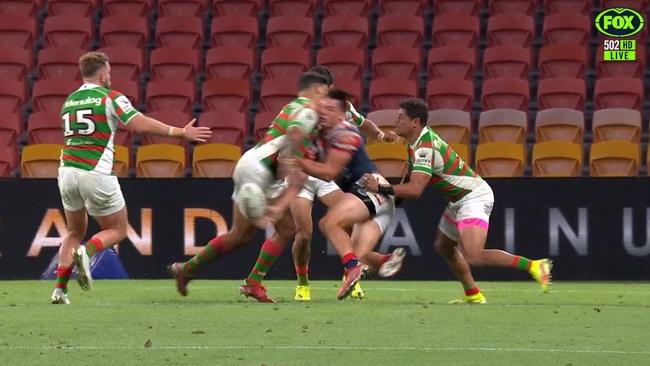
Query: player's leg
433,225,485,304
170,203,257,296
51,207,87,304
318,193,371,299
290,197,314,300
456,186,551,292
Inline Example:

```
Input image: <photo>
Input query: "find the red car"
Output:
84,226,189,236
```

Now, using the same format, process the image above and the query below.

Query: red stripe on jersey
445,156,460,174
459,162,469,176
94,132,111,140
65,144,105,152
93,114,107,122
62,153,98,165
443,146,452,162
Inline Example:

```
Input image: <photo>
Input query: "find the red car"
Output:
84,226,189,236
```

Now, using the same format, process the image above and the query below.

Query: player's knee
463,250,485,266
295,227,313,245
318,215,337,234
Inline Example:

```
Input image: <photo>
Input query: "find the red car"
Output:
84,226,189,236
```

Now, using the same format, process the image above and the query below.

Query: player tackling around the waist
364,98,552,304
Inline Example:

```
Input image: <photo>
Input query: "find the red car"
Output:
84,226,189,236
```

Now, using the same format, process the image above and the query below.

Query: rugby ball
237,183,267,221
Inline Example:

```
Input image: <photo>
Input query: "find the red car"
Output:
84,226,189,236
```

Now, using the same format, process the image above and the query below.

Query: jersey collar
79,83,102,90
410,126,430,149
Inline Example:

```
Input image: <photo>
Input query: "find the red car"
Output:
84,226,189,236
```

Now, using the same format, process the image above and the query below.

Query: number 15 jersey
60,83,140,175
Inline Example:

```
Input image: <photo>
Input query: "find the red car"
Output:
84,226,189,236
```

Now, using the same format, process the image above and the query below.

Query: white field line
0,345,648,355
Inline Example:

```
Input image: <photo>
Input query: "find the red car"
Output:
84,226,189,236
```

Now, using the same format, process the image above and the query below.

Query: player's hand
380,131,400,143
363,174,380,193
182,119,212,142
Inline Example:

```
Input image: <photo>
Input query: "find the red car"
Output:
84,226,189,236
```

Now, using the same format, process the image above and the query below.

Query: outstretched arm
364,171,429,199
128,115,212,142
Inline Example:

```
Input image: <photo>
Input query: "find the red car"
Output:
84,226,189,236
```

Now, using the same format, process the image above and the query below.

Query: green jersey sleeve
346,101,365,127
108,91,140,125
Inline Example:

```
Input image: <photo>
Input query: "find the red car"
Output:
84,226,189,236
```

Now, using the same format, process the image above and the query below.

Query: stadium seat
261,47,309,80
110,78,140,106
27,111,64,144
321,15,368,49
113,144,130,177
482,45,530,80
157,0,206,17
21,144,63,178
0,47,31,80
481,77,529,112
266,15,313,49
210,16,258,49
97,46,143,81
259,78,295,112
427,46,475,81
532,141,583,177
150,47,199,81
0,112,20,148
192,143,241,178
0,14,36,49
590,140,640,177
426,79,474,112
535,108,584,143
198,111,247,146
378,0,426,16
0,145,16,177
202,78,250,113
366,109,398,143
372,47,420,81
432,14,479,48
43,15,92,49
103,0,151,17
537,78,586,111
592,108,641,144
543,13,590,46
594,77,643,110
475,142,525,177
205,47,254,80
428,109,472,145
433,0,481,15
366,142,407,178
323,0,372,17
100,15,148,49
37,47,84,80
0,0,39,16
488,0,537,15
115,124,132,147
369,78,417,111
47,0,97,17
156,15,203,49
543,0,592,15
317,46,365,80
601,0,648,10
146,80,195,116
136,144,185,178
269,0,316,17
142,110,189,145
487,14,534,48
377,15,424,48
31,78,78,113
538,44,587,80
596,45,645,79
212,0,262,17
334,77,362,106
254,111,276,140
478,108,527,144
0,78,24,114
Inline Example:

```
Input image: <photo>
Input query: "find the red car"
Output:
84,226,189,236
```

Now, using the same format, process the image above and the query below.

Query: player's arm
297,148,352,181
128,115,211,142
365,145,433,198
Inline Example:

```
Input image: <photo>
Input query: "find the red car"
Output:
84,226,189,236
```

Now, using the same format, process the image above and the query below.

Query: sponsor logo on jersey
115,95,134,113
415,148,432,166
63,97,102,108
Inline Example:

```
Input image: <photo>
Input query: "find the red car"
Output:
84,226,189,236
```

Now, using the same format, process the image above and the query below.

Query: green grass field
1,280,649,366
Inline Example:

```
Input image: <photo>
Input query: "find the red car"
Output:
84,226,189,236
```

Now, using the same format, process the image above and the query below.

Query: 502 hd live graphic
596,7,645,61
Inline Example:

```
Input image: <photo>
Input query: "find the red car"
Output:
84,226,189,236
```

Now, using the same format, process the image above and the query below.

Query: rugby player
52,52,212,304
364,98,552,304
168,72,329,302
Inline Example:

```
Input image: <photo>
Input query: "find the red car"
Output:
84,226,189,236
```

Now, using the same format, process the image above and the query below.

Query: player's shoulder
337,120,361,135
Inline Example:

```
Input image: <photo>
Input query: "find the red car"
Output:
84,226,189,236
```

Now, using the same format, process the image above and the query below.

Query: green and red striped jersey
59,83,140,174
408,126,483,202
254,97,318,171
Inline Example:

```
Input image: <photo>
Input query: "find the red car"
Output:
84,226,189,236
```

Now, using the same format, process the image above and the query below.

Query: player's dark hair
399,98,428,126
297,71,330,92
327,89,349,112
309,65,335,86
